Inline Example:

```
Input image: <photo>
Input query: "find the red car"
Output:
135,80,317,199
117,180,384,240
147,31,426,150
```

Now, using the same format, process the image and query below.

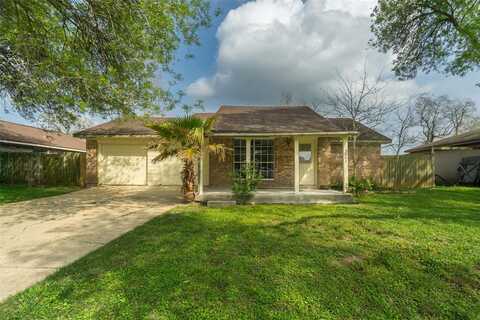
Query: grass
1,187,479,319
0,185,79,204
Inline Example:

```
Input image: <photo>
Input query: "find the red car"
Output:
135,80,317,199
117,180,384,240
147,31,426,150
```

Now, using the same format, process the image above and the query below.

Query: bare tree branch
323,66,396,176
387,102,418,155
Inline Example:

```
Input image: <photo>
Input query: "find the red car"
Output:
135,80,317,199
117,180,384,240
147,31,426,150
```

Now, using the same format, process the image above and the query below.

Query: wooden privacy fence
0,152,85,186
378,154,434,189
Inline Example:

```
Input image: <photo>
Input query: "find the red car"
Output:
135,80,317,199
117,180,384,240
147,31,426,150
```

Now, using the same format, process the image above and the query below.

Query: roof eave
210,131,359,137
360,139,392,144
407,144,480,153
0,139,86,153
77,134,158,139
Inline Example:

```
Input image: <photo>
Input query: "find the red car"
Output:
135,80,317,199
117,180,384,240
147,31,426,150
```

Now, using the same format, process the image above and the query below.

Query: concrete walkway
0,186,182,301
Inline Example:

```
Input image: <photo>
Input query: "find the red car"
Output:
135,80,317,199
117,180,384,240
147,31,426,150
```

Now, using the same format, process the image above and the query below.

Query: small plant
349,176,376,195
231,164,262,204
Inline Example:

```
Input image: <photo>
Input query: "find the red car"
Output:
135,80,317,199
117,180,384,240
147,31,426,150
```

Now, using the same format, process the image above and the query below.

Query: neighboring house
75,106,391,192
0,120,86,153
406,128,480,184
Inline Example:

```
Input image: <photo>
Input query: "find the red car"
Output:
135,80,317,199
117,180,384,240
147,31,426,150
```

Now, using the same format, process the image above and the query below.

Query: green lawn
0,185,79,204
1,188,479,319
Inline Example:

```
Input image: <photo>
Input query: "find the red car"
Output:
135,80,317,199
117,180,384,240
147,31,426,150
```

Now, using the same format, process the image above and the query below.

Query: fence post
430,146,436,187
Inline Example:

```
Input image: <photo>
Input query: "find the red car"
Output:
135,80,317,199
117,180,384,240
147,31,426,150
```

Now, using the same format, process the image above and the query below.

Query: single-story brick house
75,105,390,194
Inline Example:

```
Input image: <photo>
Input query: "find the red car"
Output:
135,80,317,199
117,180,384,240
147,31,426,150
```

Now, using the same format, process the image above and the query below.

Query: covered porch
197,132,356,204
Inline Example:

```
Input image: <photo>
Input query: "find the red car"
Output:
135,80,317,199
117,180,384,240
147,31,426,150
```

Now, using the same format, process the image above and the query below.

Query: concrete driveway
0,186,182,301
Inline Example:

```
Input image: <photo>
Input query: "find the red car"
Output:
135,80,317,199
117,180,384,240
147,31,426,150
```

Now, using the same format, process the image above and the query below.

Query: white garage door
99,144,147,185
147,150,182,186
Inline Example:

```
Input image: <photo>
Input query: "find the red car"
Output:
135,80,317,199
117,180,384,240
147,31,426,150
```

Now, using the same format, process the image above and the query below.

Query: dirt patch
341,255,364,266
338,234,353,241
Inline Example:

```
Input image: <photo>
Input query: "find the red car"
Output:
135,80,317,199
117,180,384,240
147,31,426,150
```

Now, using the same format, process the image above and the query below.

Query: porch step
199,190,355,205
207,200,237,207
250,192,355,204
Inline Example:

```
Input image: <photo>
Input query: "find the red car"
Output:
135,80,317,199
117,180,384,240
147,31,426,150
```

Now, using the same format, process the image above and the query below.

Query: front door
299,138,316,186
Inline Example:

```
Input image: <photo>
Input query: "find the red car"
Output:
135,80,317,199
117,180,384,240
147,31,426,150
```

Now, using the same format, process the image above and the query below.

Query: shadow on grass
1,200,479,319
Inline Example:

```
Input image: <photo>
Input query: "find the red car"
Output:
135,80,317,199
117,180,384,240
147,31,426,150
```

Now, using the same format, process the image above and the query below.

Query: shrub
231,164,262,204
349,177,376,195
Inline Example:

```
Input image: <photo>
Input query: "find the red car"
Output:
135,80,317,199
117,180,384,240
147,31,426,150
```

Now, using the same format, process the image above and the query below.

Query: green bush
231,164,262,204
349,176,376,195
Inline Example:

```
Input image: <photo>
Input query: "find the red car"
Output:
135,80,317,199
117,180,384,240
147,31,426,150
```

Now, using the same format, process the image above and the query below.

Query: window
251,139,274,179
299,143,312,162
233,139,246,173
233,139,274,179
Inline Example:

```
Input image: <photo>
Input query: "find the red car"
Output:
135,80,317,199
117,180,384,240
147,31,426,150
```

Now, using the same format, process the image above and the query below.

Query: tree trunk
182,159,196,201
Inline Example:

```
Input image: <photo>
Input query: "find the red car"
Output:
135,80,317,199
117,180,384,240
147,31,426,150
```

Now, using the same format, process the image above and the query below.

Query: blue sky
2,0,480,127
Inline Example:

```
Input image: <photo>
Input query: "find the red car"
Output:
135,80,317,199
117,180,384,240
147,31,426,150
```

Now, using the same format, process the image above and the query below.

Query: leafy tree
147,116,226,201
370,0,480,83
0,0,214,130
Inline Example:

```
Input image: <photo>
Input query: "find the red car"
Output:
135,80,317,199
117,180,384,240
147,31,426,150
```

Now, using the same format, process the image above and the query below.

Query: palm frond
207,143,229,162
171,116,204,131
203,116,216,132
151,141,183,162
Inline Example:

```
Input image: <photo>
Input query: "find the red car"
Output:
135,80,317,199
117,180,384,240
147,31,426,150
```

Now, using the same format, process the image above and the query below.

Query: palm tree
147,116,226,201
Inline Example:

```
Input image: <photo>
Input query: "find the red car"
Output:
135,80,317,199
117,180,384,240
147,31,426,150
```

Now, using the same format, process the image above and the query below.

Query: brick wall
209,136,383,189
317,138,383,188
85,139,98,186
208,137,233,187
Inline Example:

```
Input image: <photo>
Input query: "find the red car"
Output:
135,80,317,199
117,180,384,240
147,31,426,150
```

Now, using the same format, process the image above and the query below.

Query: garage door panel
99,144,147,185
147,151,182,186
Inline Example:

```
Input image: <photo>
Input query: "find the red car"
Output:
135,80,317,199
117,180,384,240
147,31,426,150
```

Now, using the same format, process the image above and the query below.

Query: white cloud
323,0,377,17
185,77,216,98
186,0,427,105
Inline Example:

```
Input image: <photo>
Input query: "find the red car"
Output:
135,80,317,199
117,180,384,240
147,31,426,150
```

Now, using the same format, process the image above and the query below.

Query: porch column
342,136,349,193
294,136,300,193
246,138,251,165
199,139,204,196
431,145,436,187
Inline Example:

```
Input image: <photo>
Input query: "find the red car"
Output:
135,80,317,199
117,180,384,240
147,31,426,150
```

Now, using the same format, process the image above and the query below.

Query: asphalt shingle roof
211,106,341,133
326,118,391,142
75,106,390,143
75,118,164,137
0,120,86,152
406,129,480,153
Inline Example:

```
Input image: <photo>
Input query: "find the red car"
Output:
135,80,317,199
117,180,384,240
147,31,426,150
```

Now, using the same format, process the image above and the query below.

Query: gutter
75,134,158,139
210,131,359,137
408,145,480,153
0,139,86,153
